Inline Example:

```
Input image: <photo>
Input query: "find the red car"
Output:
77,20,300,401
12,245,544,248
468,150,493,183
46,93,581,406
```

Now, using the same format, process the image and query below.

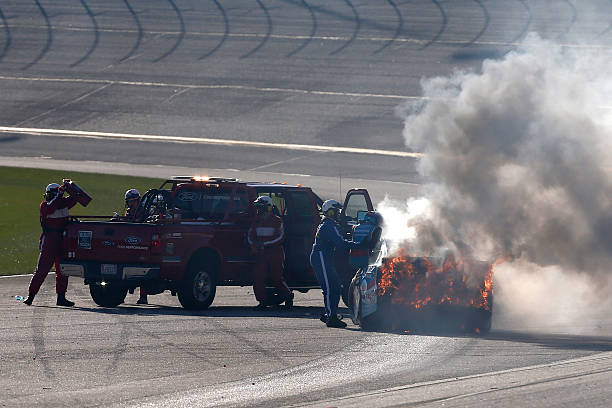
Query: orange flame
378,249,494,312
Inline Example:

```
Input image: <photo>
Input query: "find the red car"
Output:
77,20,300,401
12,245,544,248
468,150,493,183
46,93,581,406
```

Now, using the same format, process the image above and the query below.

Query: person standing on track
310,199,361,328
249,196,293,311
123,188,148,305
24,181,78,307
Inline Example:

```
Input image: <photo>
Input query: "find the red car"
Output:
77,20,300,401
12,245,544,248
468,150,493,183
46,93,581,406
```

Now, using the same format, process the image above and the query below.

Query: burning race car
348,240,493,334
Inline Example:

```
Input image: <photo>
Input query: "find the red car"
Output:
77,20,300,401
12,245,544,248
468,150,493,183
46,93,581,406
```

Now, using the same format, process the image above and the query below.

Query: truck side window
257,192,285,216
289,191,314,220
201,189,231,220
230,189,249,215
344,194,367,225
175,189,200,219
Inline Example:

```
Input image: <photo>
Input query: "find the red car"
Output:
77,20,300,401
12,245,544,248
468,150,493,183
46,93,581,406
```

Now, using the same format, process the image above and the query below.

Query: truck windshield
175,188,232,220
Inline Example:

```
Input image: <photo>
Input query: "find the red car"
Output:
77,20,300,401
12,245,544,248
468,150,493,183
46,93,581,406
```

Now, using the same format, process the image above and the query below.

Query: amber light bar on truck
170,176,240,183
160,176,241,190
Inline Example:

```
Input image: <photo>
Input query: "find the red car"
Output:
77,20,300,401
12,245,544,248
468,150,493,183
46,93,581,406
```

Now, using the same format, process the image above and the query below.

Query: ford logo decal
125,236,142,245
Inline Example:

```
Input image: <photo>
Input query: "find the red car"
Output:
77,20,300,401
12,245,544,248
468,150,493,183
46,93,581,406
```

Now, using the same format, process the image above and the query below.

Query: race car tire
348,278,359,325
341,279,352,308
178,263,217,310
464,308,492,335
89,281,128,308
359,314,376,331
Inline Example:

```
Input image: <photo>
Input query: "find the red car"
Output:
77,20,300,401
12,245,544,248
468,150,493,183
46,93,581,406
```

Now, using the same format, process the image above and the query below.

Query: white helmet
44,183,60,201
125,189,141,201
254,196,274,214
254,195,273,207
322,199,342,218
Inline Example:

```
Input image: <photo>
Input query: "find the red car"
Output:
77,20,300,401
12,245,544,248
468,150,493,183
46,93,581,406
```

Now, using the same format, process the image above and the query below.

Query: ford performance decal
125,236,142,245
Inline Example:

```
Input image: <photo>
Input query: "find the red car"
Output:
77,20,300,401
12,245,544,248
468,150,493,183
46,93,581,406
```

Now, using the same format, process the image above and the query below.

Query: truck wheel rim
193,270,211,301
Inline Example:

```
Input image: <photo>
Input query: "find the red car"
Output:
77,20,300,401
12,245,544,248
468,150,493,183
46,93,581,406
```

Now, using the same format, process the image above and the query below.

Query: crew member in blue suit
310,199,361,328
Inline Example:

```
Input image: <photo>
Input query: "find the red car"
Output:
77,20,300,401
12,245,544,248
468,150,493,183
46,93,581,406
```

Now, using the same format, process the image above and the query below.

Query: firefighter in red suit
248,196,294,311
24,182,78,306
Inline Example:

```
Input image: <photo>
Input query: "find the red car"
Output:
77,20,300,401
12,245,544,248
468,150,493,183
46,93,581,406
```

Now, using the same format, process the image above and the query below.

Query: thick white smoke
384,34,612,333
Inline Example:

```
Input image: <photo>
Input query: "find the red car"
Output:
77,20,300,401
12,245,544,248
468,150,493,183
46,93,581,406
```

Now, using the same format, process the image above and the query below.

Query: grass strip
0,166,160,276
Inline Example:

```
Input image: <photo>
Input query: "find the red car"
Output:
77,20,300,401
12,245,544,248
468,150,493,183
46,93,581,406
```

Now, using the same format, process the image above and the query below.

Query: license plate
101,264,117,275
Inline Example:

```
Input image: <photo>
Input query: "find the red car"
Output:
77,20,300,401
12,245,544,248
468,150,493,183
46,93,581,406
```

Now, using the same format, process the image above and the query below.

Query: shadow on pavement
480,330,612,352
57,303,354,321
362,326,612,353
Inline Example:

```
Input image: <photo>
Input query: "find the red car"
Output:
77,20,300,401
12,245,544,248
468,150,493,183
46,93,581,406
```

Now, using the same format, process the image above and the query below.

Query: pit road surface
1,0,612,407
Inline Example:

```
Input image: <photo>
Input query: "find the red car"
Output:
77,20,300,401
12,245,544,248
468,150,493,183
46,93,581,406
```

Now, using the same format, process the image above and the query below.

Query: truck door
213,186,253,283
336,189,374,299
283,189,321,287
341,189,374,237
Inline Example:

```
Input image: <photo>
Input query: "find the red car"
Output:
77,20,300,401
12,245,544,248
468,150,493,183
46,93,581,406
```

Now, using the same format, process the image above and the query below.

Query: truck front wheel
89,282,128,307
178,263,217,310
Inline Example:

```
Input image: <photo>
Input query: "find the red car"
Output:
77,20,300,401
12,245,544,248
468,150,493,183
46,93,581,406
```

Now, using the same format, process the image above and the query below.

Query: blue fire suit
310,217,361,319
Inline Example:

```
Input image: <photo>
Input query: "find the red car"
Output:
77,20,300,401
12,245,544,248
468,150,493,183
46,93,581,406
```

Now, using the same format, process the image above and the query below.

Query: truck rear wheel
265,288,286,306
178,263,217,310
89,282,128,308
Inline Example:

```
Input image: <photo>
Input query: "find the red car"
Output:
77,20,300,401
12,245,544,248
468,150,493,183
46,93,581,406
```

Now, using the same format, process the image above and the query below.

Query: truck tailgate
64,221,160,264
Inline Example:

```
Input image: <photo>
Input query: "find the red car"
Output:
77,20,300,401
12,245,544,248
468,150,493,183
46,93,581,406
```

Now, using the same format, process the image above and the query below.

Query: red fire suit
28,192,78,296
248,214,291,304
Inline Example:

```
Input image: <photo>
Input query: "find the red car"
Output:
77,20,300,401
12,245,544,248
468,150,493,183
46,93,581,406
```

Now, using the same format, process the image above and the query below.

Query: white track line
0,273,36,278
0,74,420,100
9,23,612,49
0,126,424,158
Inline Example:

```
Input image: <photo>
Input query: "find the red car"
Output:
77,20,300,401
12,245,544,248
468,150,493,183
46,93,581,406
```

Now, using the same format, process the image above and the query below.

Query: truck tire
89,282,128,308
178,263,217,310
265,288,284,306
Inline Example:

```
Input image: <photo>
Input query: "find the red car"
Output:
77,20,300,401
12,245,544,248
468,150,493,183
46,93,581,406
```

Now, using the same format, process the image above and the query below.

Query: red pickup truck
60,176,373,309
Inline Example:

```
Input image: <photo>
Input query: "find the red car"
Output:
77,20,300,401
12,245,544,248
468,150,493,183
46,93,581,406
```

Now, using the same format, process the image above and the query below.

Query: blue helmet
125,188,141,201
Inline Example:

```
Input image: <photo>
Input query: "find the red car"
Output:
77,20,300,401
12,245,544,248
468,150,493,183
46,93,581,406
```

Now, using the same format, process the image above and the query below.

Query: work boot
23,295,34,306
326,315,347,328
284,292,294,309
137,295,148,305
252,302,268,311
56,293,75,307
320,313,343,323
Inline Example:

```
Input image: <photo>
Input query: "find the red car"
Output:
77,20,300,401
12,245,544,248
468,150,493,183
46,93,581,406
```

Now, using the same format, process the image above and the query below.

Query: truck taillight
151,234,161,253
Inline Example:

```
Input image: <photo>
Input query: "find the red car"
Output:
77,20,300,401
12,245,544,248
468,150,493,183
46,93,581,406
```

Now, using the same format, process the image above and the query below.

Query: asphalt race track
1,1,612,407
3,274,612,408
